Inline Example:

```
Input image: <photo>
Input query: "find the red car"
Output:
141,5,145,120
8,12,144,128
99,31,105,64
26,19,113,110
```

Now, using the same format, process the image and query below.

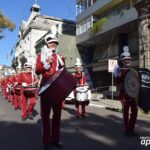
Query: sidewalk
90,93,150,118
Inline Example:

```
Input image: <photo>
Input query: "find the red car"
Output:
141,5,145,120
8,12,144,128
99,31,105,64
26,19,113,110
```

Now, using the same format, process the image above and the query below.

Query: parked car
65,91,75,103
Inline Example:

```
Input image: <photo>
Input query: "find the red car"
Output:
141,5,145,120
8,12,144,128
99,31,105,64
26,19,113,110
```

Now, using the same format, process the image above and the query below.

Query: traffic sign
108,59,118,72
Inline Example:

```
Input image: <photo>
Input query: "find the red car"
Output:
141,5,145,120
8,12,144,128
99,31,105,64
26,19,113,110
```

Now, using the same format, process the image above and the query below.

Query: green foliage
0,10,16,39
0,11,15,30
91,18,107,33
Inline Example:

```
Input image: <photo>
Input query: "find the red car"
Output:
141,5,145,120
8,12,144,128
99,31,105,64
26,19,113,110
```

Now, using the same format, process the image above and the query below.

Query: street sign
108,59,118,72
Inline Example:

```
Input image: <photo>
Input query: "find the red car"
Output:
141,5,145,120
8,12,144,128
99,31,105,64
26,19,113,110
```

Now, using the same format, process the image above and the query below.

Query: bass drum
124,69,140,99
39,68,77,106
138,68,150,113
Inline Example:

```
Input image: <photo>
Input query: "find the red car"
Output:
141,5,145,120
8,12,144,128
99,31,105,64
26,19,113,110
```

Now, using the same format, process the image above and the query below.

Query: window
87,0,91,7
76,0,93,16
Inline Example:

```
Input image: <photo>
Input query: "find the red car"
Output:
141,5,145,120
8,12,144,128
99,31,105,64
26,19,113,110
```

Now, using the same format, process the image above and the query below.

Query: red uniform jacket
1,77,9,89
73,72,87,86
18,72,38,87
35,53,64,85
12,74,20,83
1,78,6,88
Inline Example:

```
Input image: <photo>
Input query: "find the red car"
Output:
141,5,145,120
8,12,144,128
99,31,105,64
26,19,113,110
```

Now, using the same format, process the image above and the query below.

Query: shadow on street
0,97,149,150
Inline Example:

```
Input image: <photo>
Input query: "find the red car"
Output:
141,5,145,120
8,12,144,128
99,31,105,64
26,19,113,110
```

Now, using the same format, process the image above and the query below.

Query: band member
113,46,138,136
1,76,9,99
0,77,2,95
12,66,22,110
35,35,65,150
7,74,15,105
73,58,88,118
6,75,12,103
19,62,38,121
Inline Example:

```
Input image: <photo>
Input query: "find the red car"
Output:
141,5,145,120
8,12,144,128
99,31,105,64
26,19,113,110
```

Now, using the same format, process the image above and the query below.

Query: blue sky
0,0,76,66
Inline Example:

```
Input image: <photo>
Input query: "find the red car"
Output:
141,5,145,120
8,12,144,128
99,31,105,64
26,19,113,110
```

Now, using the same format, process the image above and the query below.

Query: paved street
0,95,150,150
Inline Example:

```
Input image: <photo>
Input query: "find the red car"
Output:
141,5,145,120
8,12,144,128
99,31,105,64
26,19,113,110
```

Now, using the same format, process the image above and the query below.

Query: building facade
12,3,77,70
76,0,150,92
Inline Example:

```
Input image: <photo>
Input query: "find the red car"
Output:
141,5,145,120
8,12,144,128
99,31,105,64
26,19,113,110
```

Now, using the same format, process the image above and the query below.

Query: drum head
38,68,63,95
124,69,140,99
76,87,88,93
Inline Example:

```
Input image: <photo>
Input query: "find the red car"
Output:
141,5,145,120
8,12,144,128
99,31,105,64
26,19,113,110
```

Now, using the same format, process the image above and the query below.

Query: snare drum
87,90,92,100
14,86,21,94
24,86,37,94
76,86,88,102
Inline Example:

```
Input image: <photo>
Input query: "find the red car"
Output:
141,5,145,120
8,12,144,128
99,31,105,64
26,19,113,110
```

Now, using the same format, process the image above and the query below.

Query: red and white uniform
74,72,87,117
113,66,138,133
7,75,15,105
1,77,9,99
12,74,22,109
36,52,65,145
18,71,38,119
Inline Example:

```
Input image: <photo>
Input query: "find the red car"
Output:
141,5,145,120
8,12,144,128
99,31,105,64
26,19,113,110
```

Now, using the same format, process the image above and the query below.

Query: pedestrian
113,46,138,136
19,62,39,121
35,34,65,150
73,58,88,118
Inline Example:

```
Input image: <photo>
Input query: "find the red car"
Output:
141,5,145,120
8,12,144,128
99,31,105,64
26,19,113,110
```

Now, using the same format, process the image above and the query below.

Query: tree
0,10,16,39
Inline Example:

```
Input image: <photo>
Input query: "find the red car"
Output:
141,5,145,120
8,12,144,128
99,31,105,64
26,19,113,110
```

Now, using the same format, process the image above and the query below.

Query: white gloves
43,63,51,70
22,82,27,87
113,65,121,78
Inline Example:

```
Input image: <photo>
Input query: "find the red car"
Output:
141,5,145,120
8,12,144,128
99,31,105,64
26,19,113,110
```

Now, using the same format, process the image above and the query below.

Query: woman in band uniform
35,35,65,150
113,46,138,136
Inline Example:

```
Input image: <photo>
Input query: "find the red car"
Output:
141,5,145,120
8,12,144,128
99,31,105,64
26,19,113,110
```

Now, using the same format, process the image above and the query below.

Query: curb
90,101,150,118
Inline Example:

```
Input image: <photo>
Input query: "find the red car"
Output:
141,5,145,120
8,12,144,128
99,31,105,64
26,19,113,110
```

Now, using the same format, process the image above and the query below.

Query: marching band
0,63,39,121
1,42,150,150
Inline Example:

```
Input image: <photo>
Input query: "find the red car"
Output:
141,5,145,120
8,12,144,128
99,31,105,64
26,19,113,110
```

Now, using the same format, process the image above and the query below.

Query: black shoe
81,114,86,119
14,108,18,111
51,141,63,148
123,131,131,137
28,114,34,120
130,131,138,136
42,143,51,150
21,117,27,121
76,115,80,119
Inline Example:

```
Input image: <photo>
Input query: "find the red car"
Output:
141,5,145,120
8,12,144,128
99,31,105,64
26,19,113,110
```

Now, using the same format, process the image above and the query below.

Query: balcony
76,0,128,23
77,0,111,23
76,8,138,44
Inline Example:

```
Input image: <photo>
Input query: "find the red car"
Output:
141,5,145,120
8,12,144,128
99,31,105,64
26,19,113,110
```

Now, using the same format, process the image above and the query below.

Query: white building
13,3,75,69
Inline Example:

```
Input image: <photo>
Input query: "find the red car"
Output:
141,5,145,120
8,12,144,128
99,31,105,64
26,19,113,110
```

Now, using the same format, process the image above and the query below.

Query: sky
0,0,76,66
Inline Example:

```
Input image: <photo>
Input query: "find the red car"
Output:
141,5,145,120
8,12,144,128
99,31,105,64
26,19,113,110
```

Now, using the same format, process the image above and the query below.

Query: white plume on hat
120,46,131,60
45,34,59,44
75,58,82,66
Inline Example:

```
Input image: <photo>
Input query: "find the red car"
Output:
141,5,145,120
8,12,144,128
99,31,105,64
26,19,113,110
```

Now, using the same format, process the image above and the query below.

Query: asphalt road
0,95,150,150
